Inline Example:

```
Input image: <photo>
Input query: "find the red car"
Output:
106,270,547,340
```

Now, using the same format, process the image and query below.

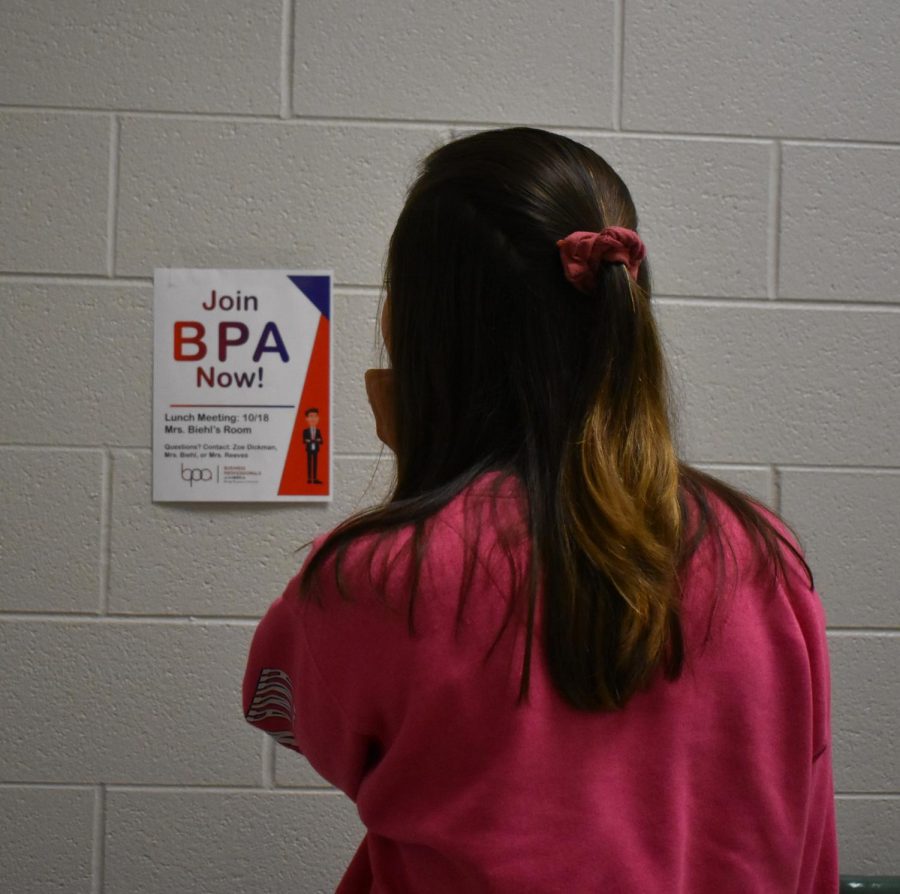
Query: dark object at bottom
841,878,900,892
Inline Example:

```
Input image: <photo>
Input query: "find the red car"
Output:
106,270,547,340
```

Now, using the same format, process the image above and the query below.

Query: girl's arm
242,567,377,801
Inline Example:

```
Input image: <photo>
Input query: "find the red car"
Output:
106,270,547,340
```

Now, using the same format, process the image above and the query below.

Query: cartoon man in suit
303,407,324,484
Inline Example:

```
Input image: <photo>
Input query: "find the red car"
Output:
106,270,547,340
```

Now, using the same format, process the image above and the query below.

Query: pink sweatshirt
242,471,839,892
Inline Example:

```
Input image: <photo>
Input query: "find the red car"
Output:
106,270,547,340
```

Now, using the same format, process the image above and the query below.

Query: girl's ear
364,368,398,452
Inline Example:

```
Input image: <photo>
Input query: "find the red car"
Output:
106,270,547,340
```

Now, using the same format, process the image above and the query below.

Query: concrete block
575,134,770,298
692,464,773,508
830,634,899,793
116,119,447,284
333,291,386,454
292,0,616,127
0,281,151,446
0,619,261,785
105,790,363,894
623,0,900,142
0,448,103,612
0,112,108,274
654,303,900,465
0,786,95,893
781,470,900,627
836,797,900,875
275,740,336,790
0,0,281,114
110,451,394,616
780,145,900,302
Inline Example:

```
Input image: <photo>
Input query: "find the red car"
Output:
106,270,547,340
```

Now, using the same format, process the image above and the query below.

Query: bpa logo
181,463,213,486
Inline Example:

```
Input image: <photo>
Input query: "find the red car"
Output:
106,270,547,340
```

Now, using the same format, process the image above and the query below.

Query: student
243,127,838,892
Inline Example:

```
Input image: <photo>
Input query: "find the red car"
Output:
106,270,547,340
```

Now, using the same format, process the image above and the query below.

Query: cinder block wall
1,1,898,889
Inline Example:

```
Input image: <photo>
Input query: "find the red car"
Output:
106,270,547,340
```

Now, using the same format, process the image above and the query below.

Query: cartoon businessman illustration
302,407,324,484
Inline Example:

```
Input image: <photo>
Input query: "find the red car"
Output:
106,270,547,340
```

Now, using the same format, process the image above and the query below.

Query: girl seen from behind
243,127,839,893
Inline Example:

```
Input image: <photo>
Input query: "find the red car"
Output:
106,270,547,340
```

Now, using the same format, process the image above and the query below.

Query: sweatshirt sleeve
796,585,840,892
241,540,379,800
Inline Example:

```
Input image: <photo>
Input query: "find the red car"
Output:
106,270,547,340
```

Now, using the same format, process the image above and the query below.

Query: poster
153,269,332,502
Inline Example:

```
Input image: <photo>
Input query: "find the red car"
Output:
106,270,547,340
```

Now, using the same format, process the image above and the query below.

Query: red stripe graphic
278,314,330,495
245,668,300,752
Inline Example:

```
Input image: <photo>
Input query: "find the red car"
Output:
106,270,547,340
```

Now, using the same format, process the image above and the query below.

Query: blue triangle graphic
288,275,331,320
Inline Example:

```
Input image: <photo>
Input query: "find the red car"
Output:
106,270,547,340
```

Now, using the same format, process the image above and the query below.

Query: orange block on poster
279,313,330,496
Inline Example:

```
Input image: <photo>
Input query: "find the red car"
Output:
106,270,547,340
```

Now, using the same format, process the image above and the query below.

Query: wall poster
153,269,332,502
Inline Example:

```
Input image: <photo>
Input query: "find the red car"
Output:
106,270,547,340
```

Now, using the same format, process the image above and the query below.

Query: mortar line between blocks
0,783,98,790
768,141,782,299
0,273,151,286
1,273,897,308
91,784,106,894
771,464,782,513
0,444,386,460
263,736,276,788
106,115,120,278
613,0,625,130
0,447,898,473
0,272,384,298
0,613,262,624
3,105,900,148
98,448,112,614
280,0,295,119
95,784,345,795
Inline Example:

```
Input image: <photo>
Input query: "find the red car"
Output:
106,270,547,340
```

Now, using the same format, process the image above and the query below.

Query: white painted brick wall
0,0,284,115
104,790,364,894
622,0,900,143
1,0,897,889
115,120,446,283
290,0,617,126
0,114,110,274
0,788,95,892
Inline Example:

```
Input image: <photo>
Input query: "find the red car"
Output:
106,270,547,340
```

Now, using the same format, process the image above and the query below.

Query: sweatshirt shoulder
702,488,828,641
309,469,526,566
298,471,529,633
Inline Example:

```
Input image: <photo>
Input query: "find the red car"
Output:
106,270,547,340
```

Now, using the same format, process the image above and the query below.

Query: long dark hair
297,126,814,711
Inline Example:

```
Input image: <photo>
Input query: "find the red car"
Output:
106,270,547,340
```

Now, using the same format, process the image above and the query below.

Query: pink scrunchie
556,226,646,293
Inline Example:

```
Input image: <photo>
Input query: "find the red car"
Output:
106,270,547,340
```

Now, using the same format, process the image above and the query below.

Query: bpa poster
153,269,332,502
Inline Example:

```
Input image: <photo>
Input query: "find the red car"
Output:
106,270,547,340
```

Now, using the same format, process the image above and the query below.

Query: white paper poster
153,269,332,502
